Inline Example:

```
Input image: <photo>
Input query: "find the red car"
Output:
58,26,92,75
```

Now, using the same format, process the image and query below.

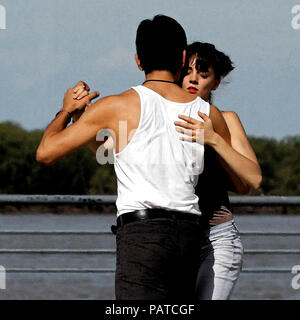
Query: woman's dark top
196,146,231,221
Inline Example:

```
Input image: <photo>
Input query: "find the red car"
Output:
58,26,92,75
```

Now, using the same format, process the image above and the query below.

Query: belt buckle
138,209,148,220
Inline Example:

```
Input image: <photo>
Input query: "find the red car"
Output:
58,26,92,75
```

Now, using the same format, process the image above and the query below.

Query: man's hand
61,81,99,115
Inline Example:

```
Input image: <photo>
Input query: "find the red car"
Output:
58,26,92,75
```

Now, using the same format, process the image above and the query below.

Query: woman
175,42,262,299
71,42,262,299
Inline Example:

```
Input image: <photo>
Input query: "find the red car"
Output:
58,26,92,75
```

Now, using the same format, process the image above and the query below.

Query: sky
0,0,299,139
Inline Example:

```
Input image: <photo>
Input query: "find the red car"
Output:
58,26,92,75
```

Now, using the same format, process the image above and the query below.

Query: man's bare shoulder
118,88,140,105
84,89,140,129
92,88,139,111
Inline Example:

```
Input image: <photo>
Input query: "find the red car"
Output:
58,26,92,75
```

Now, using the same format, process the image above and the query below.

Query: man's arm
72,109,106,155
36,88,117,165
71,82,106,155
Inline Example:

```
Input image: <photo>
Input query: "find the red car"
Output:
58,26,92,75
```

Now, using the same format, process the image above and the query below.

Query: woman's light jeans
195,219,244,300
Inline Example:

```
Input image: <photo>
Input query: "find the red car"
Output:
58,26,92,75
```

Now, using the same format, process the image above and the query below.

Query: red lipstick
187,86,198,94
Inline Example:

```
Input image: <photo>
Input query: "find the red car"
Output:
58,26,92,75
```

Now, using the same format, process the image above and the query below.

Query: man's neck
145,70,178,82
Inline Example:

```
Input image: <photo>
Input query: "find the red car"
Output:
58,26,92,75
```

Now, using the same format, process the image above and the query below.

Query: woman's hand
174,111,218,145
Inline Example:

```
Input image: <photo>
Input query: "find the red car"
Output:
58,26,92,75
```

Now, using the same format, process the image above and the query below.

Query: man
37,15,232,299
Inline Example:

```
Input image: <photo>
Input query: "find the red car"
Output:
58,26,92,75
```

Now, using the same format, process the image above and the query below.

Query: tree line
0,121,299,195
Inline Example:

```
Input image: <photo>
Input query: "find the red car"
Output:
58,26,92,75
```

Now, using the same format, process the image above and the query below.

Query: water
0,213,300,300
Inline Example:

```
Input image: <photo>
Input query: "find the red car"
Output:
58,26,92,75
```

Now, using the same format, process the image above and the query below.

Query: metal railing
0,194,117,205
0,229,299,274
1,195,300,275
1,248,300,255
1,194,300,206
1,268,294,274
1,230,300,236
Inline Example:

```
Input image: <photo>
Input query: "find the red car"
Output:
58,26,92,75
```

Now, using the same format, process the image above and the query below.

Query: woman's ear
135,54,143,71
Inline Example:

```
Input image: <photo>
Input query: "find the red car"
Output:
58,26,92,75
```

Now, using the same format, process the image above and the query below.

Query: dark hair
183,42,234,80
136,15,187,75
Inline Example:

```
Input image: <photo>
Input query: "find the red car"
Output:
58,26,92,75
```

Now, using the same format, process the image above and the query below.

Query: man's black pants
115,217,209,300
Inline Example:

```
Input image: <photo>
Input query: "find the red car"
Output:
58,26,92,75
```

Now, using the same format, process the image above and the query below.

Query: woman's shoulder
221,110,248,139
222,110,239,120
221,110,244,127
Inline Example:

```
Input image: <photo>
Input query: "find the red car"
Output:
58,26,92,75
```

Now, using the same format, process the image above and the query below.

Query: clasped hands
61,81,99,122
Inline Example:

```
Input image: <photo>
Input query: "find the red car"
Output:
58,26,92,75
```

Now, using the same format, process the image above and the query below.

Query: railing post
0,265,6,290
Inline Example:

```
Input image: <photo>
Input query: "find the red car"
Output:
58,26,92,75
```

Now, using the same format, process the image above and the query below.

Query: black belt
111,208,208,234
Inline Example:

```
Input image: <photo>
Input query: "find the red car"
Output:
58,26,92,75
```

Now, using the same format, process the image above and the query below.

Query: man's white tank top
113,85,210,217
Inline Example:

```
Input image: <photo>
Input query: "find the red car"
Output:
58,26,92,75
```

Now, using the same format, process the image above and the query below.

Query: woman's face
182,56,220,101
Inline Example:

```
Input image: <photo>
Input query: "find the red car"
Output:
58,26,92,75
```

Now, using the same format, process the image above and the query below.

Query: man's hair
136,15,187,75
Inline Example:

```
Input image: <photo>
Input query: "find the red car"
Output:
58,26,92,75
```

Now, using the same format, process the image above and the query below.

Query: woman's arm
176,105,250,194
207,106,253,194
207,110,262,192
221,111,262,190
175,108,262,193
